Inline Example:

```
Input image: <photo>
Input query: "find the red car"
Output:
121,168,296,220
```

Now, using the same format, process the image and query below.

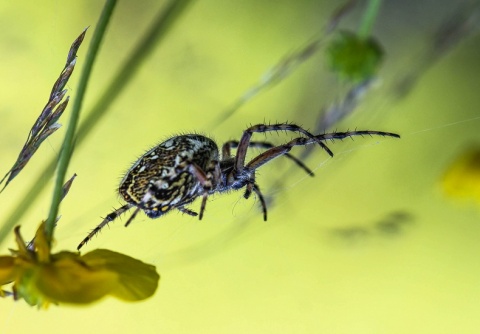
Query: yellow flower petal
0,256,16,285
81,249,160,301
34,222,51,262
35,253,118,304
443,148,480,203
13,226,31,259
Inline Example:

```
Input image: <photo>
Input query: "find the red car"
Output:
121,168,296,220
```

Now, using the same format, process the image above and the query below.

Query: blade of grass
44,0,118,242
0,0,193,246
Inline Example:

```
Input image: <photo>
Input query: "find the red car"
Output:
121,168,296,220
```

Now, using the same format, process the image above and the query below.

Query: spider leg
242,179,267,221
223,140,314,176
235,123,333,173
244,182,253,199
177,206,198,216
246,136,315,171
315,130,400,141
221,140,235,159
246,130,400,171
251,183,267,221
124,207,142,227
188,162,213,220
77,203,133,250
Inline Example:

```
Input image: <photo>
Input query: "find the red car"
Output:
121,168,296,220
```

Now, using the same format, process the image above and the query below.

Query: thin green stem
76,0,193,139
44,0,117,242
358,0,382,39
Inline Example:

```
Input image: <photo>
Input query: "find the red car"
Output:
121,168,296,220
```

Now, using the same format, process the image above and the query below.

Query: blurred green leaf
327,30,383,82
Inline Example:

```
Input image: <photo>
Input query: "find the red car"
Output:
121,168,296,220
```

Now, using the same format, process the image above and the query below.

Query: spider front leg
234,123,333,174
246,136,316,171
314,130,400,141
244,181,268,221
246,129,400,171
222,140,314,176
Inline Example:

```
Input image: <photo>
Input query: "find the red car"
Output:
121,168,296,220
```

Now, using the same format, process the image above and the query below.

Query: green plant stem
0,0,192,246
358,0,382,39
44,0,117,242
76,0,193,139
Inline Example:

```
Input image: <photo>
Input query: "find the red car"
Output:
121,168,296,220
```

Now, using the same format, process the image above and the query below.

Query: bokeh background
1,0,480,333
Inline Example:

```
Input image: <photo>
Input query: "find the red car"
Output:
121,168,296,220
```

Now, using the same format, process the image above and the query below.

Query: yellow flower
0,222,159,308
442,148,480,203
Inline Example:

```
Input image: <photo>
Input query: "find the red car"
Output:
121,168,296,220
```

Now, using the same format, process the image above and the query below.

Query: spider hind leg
77,203,133,250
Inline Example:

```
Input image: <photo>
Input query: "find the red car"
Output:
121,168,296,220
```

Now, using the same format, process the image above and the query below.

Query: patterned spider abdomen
119,134,219,218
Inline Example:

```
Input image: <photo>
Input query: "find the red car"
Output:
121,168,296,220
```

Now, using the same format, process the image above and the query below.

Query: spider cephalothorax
77,123,399,250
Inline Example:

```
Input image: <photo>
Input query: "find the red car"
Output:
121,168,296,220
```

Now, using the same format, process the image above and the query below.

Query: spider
77,123,399,250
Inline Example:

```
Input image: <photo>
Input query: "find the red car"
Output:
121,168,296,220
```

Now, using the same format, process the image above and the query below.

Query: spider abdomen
119,134,219,215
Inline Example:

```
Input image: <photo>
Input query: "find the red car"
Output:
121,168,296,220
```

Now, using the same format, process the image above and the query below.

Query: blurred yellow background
1,0,480,333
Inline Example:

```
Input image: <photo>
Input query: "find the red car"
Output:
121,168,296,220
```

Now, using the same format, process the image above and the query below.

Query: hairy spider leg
243,177,268,221
234,123,334,173
77,203,133,250
251,183,267,221
313,130,400,141
246,136,316,171
177,206,198,216
78,178,205,250
239,130,399,219
188,162,215,220
222,140,314,176
221,141,272,218
124,207,142,227
245,130,400,171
